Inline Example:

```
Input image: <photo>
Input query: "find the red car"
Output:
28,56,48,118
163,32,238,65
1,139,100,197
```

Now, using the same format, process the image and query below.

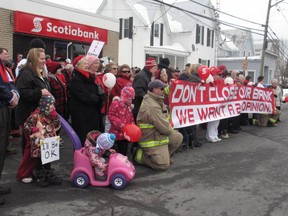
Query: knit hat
160,58,170,67
121,86,135,105
218,65,226,73
145,57,157,70
29,38,46,49
96,133,116,150
86,55,99,68
47,61,61,74
39,95,55,116
72,55,85,67
148,79,167,91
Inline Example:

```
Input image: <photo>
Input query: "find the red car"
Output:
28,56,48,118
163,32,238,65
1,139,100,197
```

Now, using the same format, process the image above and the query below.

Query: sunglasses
122,70,130,73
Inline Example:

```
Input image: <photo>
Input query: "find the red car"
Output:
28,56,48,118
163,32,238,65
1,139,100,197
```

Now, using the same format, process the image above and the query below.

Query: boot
45,169,62,185
34,169,49,187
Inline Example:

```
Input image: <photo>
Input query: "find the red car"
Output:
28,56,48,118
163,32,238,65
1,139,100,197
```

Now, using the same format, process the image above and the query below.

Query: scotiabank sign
14,11,108,44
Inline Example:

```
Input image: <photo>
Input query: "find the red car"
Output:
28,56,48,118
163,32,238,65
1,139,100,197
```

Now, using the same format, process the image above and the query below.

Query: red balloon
122,124,142,142
198,66,210,80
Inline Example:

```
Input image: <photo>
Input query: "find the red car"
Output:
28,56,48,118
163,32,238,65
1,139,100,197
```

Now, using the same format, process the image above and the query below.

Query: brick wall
103,31,119,63
0,8,14,57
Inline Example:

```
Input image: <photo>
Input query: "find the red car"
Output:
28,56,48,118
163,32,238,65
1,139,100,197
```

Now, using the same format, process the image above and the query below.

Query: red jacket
108,99,134,141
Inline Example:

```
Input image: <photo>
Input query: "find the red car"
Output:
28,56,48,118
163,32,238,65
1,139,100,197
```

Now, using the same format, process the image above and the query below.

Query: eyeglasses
122,70,130,73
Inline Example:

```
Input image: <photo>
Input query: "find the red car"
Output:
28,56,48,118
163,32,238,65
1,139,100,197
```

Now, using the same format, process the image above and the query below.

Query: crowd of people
0,38,285,205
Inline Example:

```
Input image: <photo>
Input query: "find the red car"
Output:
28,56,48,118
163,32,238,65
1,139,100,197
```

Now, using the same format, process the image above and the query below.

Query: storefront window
54,41,92,61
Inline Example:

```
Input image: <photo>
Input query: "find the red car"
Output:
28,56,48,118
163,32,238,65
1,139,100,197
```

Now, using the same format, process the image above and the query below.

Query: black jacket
16,68,50,125
70,69,105,145
132,67,152,119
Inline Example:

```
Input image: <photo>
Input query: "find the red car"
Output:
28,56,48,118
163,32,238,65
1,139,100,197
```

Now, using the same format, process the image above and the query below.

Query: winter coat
48,73,68,119
24,107,61,158
16,68,50,125
273,85,282,107
132,67,152,118
136,91,173,148
112,75,132,97
0,61,17,108
108,99,134,140
70,68,105,145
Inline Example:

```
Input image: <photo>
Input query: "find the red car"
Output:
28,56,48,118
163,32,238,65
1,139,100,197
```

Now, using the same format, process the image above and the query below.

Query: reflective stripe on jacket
137,91,172,148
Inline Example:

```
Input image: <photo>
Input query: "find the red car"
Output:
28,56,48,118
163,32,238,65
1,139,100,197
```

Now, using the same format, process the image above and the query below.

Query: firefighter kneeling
134,80,183,170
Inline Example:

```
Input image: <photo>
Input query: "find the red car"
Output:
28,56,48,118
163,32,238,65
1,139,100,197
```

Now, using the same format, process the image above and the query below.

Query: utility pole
260,0,272,76
260,0,285,76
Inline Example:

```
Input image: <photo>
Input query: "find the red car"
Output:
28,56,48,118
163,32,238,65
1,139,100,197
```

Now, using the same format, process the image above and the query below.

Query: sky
210,0,288,42
44,0,288,41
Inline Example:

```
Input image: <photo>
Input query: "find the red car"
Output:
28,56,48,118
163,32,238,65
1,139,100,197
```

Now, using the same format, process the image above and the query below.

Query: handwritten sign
87,40,105,57
41,136,60,165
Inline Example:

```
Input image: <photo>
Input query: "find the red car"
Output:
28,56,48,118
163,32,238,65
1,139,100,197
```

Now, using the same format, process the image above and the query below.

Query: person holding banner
70,55,105,145
16,95,62,186
134,80,183,170
176,65,203,148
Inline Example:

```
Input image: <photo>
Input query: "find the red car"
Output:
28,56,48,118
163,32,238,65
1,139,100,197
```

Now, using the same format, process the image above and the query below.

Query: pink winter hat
86,55,99,68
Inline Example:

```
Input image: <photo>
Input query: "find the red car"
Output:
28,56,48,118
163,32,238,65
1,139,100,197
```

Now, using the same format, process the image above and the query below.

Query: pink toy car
60,115,135,189
71,149,135,189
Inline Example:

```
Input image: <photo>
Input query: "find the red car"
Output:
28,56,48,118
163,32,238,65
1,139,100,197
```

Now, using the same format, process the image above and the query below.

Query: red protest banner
169,80,274,128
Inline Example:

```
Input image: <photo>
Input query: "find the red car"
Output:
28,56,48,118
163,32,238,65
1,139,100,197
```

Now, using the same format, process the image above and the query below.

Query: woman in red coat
112,64,132,97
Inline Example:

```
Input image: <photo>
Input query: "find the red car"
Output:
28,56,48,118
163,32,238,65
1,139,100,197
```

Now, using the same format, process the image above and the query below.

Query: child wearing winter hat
108,86,135,156
84,131,116,177
16,95,62,186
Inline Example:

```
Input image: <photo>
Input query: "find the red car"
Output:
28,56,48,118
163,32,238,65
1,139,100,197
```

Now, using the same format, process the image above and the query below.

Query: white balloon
102,72,116,88
205,74,214,83
224,77,234,85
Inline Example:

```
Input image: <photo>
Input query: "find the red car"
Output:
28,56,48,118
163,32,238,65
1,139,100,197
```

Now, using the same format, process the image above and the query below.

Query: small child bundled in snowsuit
16,95,62,186
108,86,135,155
84,131,116,177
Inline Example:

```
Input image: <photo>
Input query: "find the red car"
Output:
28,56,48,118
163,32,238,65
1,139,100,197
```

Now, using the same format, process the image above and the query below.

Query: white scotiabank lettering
46,22,99,39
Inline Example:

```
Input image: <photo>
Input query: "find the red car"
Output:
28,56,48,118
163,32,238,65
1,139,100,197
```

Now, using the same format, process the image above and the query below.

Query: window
123,19,130,38
119,17,133,39
154,23,160,37
196,24,204,45
207,28,214,48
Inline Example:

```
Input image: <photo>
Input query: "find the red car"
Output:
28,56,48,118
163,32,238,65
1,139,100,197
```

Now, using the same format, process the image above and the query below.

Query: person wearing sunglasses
111,64,132,98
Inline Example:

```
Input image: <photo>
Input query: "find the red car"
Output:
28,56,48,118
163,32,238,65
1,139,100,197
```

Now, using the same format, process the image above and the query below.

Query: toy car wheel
73,173,89,188
111,174,127,190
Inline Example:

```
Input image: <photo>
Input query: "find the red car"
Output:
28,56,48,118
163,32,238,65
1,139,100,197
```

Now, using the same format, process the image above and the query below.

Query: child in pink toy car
84,131,116,178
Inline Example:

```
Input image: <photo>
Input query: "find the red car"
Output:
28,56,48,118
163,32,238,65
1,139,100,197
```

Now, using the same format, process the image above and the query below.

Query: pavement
1,104,288,216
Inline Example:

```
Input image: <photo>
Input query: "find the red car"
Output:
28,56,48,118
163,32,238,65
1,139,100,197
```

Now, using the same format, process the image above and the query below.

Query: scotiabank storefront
13,11,112,61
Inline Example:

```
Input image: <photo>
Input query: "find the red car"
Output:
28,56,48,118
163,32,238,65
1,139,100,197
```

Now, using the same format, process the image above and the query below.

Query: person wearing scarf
70,56,105,145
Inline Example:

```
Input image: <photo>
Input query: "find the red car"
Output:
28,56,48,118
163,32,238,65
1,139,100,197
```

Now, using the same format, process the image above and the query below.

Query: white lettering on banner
171,84,241,103
41,136,60,165
46,23,99,40
171,84,199,103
